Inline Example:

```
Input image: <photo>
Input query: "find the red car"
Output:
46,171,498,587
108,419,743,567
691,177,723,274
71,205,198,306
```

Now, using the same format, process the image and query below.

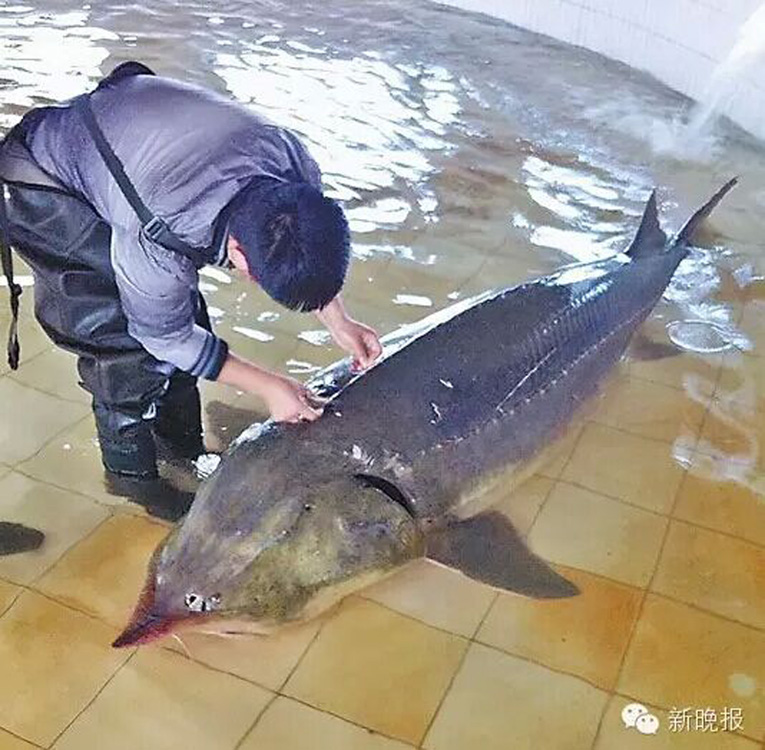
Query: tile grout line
273,692,415,748
6,372,89,407
232,692,279,750
47,650,137,748
0,726,44,750
590,445,698,748
26,514,116,590
9,413,92,472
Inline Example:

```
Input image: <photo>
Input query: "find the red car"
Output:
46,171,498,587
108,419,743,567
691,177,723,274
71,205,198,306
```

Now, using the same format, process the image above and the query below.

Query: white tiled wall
436,0,765,140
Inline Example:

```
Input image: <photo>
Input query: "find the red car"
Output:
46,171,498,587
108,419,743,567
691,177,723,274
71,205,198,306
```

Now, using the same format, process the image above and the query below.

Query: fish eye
184,593,221,613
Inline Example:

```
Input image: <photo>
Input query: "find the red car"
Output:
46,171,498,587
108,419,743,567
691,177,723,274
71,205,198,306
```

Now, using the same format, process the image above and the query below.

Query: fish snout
112,612,175,649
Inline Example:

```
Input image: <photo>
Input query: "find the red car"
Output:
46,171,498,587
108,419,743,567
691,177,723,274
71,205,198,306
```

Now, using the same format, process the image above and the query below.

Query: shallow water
0,1,763,748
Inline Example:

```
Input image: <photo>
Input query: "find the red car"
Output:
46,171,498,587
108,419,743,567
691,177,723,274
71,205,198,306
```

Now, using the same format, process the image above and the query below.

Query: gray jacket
22,72,322,378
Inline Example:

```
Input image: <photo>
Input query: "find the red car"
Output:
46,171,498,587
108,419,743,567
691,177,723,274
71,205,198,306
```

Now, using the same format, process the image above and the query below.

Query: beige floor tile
0,316,54,377
626,321,723,398
10,348,89,404
674,454,765,547
0,578,20,614
595,695,761,749
619,595,765,740
19,418,122,506
163,617,324,691
362,559,495,638
593,376,709,444
717,351,765,408
424,643,607,750
536,420,586,478
0,590,125,747
36,514,169,628
562,423,685,513
477,566,642,690
0,379,88,465
284,597,467,744
528,481,668,587
0,728,40,750
652,521,765,630
0,472,109,585
240,696,413,750
697,398,765,470
52,648,271,750
739,301,765,354
493,475,555,536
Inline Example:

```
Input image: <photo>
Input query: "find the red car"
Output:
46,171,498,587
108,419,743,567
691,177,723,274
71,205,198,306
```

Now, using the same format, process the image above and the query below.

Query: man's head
227,180,350,311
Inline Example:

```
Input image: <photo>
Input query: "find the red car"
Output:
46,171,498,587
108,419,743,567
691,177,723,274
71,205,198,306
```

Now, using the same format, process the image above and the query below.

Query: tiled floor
0,271,763,750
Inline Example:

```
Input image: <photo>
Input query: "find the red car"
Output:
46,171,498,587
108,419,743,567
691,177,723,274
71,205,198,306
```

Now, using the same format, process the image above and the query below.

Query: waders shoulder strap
76,96,208,268
0,182,21,370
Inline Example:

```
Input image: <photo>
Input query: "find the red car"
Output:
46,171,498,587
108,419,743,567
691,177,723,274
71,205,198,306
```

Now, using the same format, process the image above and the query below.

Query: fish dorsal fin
426,512,579,599
626,190,667,259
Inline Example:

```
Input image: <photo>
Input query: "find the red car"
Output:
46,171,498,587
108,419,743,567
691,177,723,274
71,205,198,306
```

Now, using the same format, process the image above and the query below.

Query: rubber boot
93,402,159,479
104,473,195,523
153,371,206,461
0,522,44,556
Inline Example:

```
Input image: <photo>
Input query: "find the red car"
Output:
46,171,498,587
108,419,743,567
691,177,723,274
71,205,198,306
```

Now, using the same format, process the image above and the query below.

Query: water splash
687,2,765,139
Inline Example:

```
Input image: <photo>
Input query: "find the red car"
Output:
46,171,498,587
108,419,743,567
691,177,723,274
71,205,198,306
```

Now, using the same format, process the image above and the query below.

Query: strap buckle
143,216,168,243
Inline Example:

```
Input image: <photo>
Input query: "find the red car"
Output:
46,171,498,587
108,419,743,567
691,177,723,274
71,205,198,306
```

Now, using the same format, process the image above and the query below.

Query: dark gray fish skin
114,180,736,647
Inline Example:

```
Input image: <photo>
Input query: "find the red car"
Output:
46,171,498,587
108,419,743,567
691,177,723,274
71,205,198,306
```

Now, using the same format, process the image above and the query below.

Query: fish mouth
112,612,177,648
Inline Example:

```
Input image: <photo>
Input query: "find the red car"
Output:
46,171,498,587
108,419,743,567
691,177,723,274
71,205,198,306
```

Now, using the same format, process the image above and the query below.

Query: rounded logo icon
635,713,660,735
621,702,649,728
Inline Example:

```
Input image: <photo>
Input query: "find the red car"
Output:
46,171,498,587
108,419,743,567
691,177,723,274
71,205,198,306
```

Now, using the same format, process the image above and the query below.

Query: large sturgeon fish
114,180,736,648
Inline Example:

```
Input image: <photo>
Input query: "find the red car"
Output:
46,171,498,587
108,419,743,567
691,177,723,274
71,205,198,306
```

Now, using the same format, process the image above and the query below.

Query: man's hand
216,353,324,423
315,295,383,370
329,318,383,371
262,375,324,423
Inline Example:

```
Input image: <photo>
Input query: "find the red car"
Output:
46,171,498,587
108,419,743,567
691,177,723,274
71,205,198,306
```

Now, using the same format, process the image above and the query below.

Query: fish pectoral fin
425,512,579,599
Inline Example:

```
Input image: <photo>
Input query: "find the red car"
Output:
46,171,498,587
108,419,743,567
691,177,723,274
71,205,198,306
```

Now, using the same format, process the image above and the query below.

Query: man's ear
227,235,250,274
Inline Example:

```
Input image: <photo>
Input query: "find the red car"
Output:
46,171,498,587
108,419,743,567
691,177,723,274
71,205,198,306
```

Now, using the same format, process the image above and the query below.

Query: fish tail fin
673,177,738,249
626,190,667,259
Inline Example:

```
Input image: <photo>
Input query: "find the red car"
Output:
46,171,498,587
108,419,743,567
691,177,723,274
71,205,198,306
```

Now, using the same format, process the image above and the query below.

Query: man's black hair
228,180,350,311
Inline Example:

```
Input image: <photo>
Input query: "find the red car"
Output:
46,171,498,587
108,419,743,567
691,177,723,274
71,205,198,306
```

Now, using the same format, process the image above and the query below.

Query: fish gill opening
353,473,417,519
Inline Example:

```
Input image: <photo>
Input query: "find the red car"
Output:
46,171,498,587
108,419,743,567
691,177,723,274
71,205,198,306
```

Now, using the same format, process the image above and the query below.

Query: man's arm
112,229,322,422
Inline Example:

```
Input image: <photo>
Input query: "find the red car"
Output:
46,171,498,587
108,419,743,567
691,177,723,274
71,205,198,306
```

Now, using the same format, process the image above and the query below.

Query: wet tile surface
163,617,324,691
240,697,414,750
363,559,495,637
619,595,765,740
9,347,89,404
493,474,554,535
35,515,169,627
477,566,642,689
0,591,125,747
284,598,467,744
0,379,88,465
652,521,765,629
52,648,271,750
528,481,668,586
595,695,761,749
0,472,109,585
424,643,608,750
562,422,685,513
18,418,119,505
0,729,40,750
592,376,708,444
0,578,20,614
673,454,765,546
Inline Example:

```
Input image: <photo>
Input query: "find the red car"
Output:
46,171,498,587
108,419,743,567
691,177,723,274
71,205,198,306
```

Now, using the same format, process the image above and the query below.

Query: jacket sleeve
110,226,229,380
